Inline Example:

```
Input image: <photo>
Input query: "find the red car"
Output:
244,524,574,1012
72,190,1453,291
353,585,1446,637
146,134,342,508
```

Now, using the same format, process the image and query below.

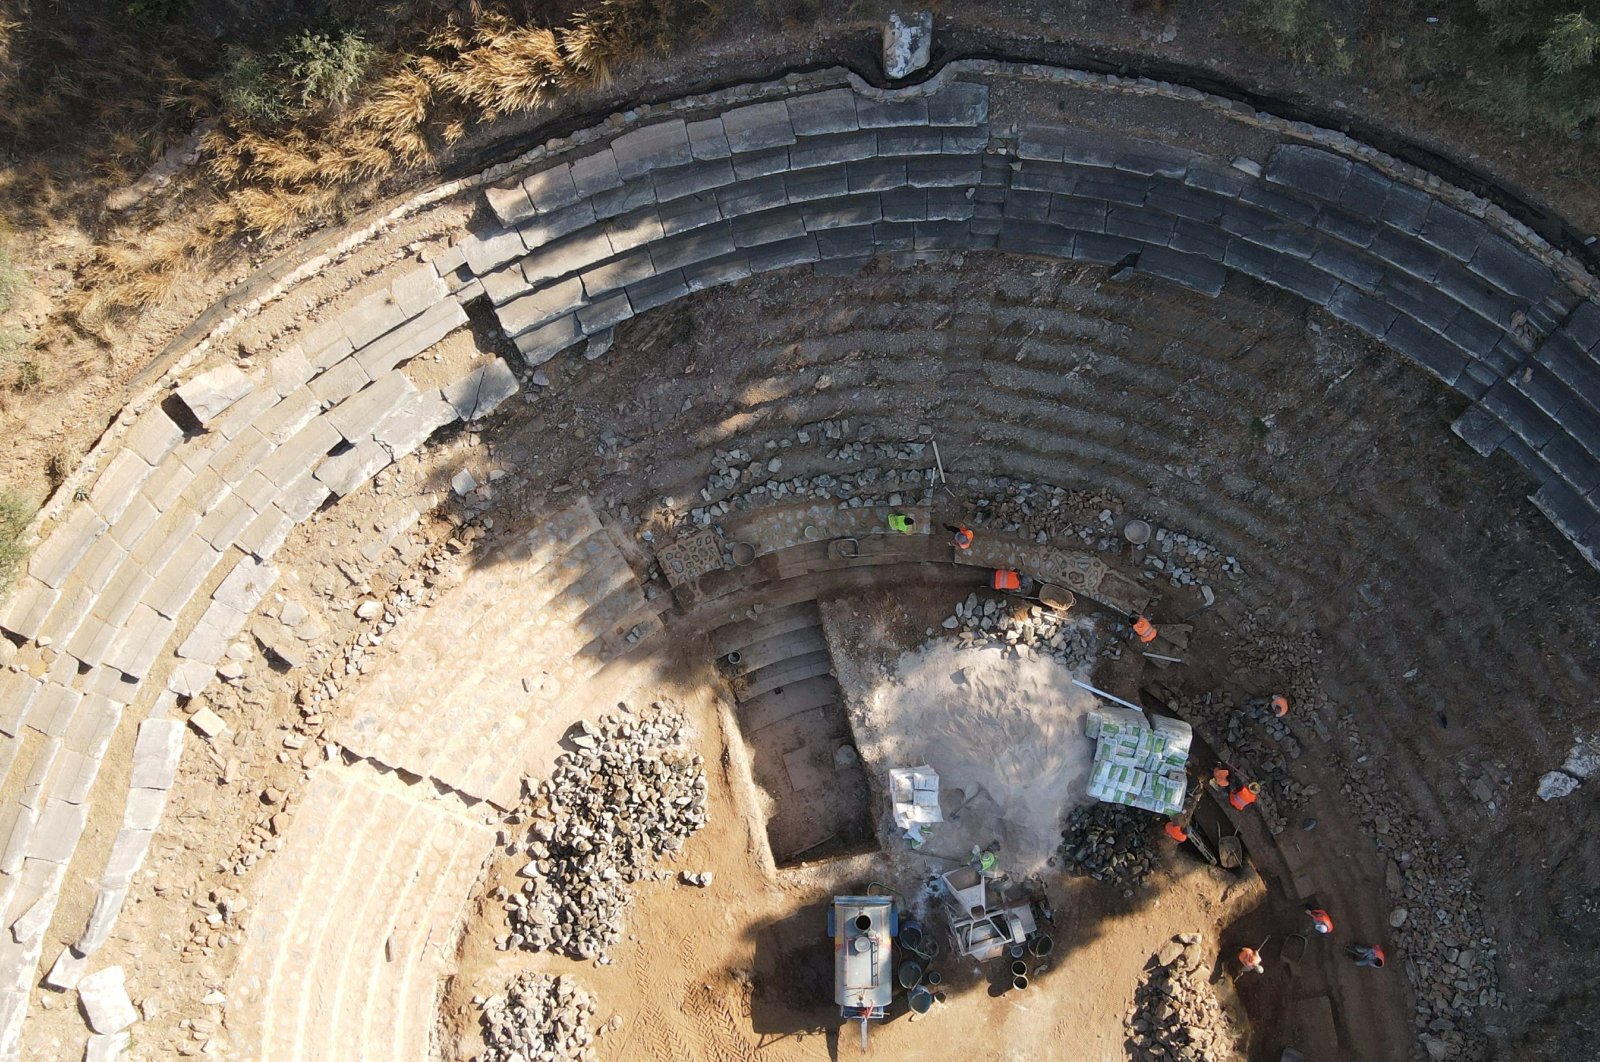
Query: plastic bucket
1010,960,1027,978
729,541,756,566
898,924,923,950
909,986,934,1014
1029,935,1054,958
1012,974,1029,991
897,961,924,989
925,970,942,986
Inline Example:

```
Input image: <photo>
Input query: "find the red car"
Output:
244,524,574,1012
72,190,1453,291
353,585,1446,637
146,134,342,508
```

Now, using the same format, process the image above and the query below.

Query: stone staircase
710,601,871,865
224,763,492,1062
332,498,662,808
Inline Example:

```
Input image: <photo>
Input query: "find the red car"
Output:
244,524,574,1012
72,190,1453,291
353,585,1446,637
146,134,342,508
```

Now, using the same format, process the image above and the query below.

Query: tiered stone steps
224,764,492,1061
331,499,660,808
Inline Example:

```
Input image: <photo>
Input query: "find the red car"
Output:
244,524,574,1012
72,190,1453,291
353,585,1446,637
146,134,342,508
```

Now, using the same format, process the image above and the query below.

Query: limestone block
325,372,418,443
43,947,88,990
354,298,468,379
165,659,214,699
497,276,588,337
11,892,53,941
787,88,861,136
0,804,36,874
31,797,88,863
513,314,585,367
258,418,341,490
570,149,623,197
76,964,138,1033
47,748,96,804
175,365,253,425
0,578,59,642
28,684,81,740
611,118,692,180
128,718,184,791
461,228,527,277
340,286,408,350
29,507,109,590
85,1031,131,1062
720,100,796,154
881,11,932,79
686,118,731,161
307,357,371,408
374,391,458,462
107,496,160,554
485,180,535,226
253,387,320,446
145,542,224,620
87,451,152,526
443,360,520,422
122,411,184,466
313,438,392,498
268,345,315,397
212,557,279,615
0,671,42,738
102,600,175,676
522,163,581,213
926,81,989,128
176,598,248,665
100,826,155,887
236,504,297,562
76,886,128,956
276,474,332,523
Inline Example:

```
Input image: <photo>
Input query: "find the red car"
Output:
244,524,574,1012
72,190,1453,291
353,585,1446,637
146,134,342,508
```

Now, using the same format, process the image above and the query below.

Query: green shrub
287,29,378,109
0,490,32,595
1449,2,1600,136
221,46,289,124
220,28,377,125
1243,0,1352,73
120,0,194,24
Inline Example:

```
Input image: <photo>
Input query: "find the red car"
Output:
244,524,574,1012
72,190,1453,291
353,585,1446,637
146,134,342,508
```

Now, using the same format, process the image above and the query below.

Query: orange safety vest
954,527,974,549
1163,821,1188,842
1307,909,1334,935
1132,616,1158,643
992,570,1020,591
1271,694,1290,717
1229,784,1259,811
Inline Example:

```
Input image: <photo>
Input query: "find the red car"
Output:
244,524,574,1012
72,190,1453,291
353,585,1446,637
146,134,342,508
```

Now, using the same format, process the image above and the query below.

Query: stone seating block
340,287,410,350
847,158,907,194
1072,168,1151,207
913,220,974,250
461,228,527,277
1315,203,1381,249
0,579,56,642
717,175,788,218
749,235,820,272
582,252,656,298
123,409,184,466
1105,206,1174,245
856,96,928,128
1539,432,1600,494
326,372,418,443
604,210,666,255
308,357,371,408
443,359,520,422
0,672,41,738
589,179,658,221
1074,231,1141,265
905,156,982,189
390,265,449,319
236,504,297,562
1339,164,1393,214
1264,144,1352,202
374,390,459,461
1311,240,1385,293
1136,245,1227,297
485,181,534,226
213,557,279,615
926,82,989,127
652,158,735,203
258,418,341,490
611,118,692,180
129,503,201,571
1418,201,1488,262
1532,480,1600,540
177,598,249,665
145,541,223,621
100,828,154,889
731,146,792,181
356,299,469,378
577,291,634,334
996,219,1074,257
513,314,584,366
175,365,253,426
518,199,599,250
732,207,808,248
788,132,877,170
802,195,883,231
1327,284,1401,340
1169,217,1227,260
1535,334,1600,411
656,193,722,237
683,253,752,291
498,275,588,337
721,100,796,154
29,507,108,590
686,117,732,161
522,162,582,214
1145,178,1226,224
314,438,391,498
570,148,623,196
197,492,256,549
787,89,860,136
253,387,320,446
30,798,87,863
103,601,176,674
214,427,275,487
648,226,736,273
480,263,531,307
521,228,614,286
626,270,689,314
1564,301,1600,352
1183,161,1247,198
874,128,943,156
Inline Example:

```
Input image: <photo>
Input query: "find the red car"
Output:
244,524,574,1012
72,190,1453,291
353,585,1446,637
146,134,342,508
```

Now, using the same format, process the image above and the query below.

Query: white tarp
890,766,942,846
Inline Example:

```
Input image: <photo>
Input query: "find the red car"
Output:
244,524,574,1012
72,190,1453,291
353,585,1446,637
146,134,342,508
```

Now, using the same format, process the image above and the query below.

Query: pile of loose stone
1167,692,1311,837
495,702,707,961
1125,937,1241,1062
1059,801,1159,890
476,973,596,1062
942,592,1098,671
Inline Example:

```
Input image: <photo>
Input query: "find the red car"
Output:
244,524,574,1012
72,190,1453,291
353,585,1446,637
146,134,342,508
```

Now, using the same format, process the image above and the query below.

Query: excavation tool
830,896,896,1050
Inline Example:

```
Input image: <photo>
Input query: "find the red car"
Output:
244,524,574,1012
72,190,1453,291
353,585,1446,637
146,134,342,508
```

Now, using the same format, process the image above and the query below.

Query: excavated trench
2,57,1598,1062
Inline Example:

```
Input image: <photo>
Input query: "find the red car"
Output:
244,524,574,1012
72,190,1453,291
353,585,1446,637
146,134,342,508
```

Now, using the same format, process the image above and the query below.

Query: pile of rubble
476,973,597,1062
943,592,1098,671
1125,937,1241,1062
1059,801,1159,890
1168,692,1313,837
497,702,707,961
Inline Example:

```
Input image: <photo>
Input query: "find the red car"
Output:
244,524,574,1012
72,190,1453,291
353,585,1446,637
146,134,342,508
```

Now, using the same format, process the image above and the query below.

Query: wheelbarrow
1217,829,1243,870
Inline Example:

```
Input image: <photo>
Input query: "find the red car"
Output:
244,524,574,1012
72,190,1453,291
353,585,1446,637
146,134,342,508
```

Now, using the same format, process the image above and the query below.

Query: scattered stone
476,972,596,1062
77,966,139,1034
1390,907,1409,928
43,948,88,991
354,599,382,621
1537,771,1579,801
678,871,713,888
451,469,479,496
187,708,228,740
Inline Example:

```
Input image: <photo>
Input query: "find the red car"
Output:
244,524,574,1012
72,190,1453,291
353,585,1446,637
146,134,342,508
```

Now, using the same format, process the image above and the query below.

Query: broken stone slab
101,828,154,889
11,893,53,943
187,707,227,740
451,469,479,496
85,1030,131,1062
881,11,932,79
45,947,89,991
76,886,129,956
128,718,184,791
77,965,139,1034
443,359,521,421
174,365,254,425
211,557,279,615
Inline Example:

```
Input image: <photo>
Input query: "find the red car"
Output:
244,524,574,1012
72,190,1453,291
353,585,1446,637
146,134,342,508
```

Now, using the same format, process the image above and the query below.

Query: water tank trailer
830,895,896,1050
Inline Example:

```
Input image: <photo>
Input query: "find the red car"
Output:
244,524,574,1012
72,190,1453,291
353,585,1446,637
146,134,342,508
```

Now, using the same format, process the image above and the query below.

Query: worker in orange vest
1305,907,1334,935
1271,694,1290,718
1163,820,1188,843
1237,946,1264,975
944,524,975,549
1229,781,1260,811
992,569,1021,591
1130,615,1158,643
